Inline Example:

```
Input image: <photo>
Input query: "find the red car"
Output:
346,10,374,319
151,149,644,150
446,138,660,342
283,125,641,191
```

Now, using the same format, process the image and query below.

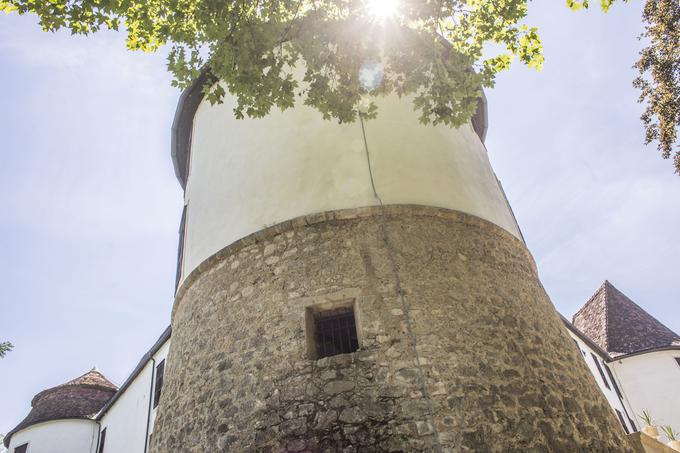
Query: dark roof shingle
572,280,680,357
4,369,117,448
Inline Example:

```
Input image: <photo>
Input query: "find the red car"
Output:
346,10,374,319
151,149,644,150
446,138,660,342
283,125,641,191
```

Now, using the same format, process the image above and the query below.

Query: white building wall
7,420,99,453
97,340,170,453
566,329,637,433
610,350,680,431
180,90,521,282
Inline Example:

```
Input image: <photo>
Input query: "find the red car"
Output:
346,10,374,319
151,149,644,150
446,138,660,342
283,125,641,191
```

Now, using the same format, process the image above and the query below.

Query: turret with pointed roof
572,280,680,357
4,368,117,448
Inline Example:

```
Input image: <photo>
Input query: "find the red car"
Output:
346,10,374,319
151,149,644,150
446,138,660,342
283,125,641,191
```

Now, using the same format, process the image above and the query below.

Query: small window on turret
306,303,359,359
14,444,28,453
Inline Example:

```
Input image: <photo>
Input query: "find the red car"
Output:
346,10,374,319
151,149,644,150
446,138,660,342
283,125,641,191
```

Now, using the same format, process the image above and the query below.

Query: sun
365,0,400,21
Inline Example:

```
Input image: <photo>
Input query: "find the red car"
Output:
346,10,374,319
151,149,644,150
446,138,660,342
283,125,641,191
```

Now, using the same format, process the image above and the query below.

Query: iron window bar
314,309,358,359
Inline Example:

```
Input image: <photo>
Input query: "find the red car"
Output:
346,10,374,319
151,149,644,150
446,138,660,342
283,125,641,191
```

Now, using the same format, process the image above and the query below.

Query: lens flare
359,61,384,91
366,0,399,20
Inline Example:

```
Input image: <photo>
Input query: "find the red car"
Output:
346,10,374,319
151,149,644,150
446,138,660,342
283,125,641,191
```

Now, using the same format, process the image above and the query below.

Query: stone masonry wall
151,206,633,452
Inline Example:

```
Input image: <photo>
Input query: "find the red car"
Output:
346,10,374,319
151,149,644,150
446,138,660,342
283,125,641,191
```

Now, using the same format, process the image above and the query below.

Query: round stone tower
151,73,634,452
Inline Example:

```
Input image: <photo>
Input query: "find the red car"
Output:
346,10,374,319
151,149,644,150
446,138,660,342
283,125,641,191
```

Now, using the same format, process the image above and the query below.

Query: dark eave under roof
171,70,214,190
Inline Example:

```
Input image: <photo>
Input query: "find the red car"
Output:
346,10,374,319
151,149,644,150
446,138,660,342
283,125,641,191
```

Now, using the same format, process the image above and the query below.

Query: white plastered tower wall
178,86,521,283
6,420,99,453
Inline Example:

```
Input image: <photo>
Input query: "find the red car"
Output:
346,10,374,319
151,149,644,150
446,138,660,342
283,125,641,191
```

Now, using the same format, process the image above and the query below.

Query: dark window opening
591,352,611,390
14,444,28,453
98,428,107,453
615,409,630,434
175,205,187,290
154,359,165,409
604,363,623,399
308,305,358,359
572,339,585,357
675,357,680,368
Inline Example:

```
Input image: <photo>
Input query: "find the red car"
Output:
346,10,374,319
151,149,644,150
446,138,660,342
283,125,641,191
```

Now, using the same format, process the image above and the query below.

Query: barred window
307,305,359,359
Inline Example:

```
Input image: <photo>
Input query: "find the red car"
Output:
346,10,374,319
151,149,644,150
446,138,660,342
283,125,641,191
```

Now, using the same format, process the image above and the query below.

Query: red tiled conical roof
4,368,117,448
572,280,680,357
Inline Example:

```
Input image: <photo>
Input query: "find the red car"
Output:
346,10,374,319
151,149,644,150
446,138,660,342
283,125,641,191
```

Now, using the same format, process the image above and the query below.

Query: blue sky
1,1,679,434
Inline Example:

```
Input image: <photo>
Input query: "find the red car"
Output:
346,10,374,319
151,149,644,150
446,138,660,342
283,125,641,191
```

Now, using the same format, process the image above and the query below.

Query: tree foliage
0,0,677,171
0,341,13,358
0,0,544,128
634,0,679,173
570,0,680,173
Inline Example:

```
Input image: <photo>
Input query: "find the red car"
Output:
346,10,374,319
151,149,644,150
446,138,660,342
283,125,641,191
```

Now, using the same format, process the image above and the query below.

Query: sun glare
366,0,400,20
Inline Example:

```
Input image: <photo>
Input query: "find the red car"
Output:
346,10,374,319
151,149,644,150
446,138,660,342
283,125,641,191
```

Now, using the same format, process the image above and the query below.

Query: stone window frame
304,293,364,360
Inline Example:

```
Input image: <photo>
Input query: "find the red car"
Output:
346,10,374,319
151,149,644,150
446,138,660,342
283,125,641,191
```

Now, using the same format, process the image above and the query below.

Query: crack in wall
359,115,443,452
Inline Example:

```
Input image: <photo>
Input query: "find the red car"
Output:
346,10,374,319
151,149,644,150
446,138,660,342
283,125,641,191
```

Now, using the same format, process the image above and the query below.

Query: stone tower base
151,206,633,452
